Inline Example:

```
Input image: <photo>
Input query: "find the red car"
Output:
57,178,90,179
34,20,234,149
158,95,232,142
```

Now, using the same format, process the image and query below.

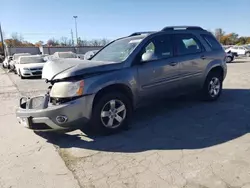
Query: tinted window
174,34,202,56
142,34,173,60
201,34,222,50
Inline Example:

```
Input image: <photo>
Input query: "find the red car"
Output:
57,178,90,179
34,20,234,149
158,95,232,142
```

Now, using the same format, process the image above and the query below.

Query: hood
18,63,45,69
42,58,123,80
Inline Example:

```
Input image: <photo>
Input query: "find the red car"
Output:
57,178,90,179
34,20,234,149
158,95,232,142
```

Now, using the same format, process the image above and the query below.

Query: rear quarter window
201,34,223,50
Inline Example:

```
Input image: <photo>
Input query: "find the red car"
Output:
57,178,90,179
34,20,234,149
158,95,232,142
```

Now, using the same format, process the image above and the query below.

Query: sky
1,0,250,43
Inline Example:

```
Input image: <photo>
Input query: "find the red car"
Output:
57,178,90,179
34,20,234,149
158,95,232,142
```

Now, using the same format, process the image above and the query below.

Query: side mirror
141,51,156,62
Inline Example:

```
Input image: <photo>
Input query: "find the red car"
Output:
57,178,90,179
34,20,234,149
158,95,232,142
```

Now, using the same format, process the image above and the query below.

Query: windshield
19,56,45,64
57,52,77,58
91,36,144,62
13,53,30,60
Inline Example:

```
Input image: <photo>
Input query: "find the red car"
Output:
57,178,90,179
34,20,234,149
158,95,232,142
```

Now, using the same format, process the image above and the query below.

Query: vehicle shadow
38,88,250,153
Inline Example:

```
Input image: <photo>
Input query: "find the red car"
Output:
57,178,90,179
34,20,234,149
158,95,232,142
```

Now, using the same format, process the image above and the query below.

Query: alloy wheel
208,77,221,98
100,99,127,129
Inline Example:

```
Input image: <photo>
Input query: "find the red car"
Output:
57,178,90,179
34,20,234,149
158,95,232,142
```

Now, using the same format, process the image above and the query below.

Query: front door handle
170,62,178,66
201,55,206,60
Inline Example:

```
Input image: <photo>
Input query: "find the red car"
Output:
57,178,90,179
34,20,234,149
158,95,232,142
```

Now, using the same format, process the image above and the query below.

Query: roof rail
161,26,204,31
129,31,155,36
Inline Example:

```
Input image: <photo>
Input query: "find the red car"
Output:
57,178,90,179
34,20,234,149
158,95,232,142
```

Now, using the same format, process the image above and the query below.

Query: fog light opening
56,115,68,124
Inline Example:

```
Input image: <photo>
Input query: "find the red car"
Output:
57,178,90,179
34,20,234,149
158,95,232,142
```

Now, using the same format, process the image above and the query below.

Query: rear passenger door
173,33,206,93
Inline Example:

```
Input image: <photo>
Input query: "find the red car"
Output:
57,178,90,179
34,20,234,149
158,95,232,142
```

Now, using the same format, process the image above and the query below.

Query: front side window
91,36,145,63
141,34,173,61
174,34,202,56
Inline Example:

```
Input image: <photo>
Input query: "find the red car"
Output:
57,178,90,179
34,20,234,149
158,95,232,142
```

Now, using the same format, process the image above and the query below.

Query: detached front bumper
16,94,95,131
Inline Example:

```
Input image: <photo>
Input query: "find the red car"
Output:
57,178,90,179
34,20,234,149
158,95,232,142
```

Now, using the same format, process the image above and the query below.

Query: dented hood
42,58,123,80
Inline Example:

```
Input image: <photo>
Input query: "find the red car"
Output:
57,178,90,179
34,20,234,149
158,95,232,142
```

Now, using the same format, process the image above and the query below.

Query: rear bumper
16,94,95,131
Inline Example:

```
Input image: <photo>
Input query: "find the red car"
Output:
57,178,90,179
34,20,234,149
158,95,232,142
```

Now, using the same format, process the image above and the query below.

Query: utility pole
0,23,5,57
73,16,78,46
71,29,74,46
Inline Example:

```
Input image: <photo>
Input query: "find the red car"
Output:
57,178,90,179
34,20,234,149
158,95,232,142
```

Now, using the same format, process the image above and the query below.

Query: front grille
30,68,42,71
32,71,42,75
50,96,81,105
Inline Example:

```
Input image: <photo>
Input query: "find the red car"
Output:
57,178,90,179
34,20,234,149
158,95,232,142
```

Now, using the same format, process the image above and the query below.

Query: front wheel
246,52,250,57
90,92,132,135
201,72,223,101
226,56,233,63
19,70,24,79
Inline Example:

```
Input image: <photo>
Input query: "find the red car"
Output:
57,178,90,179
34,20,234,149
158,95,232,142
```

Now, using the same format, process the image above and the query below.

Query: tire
19,70,24,79
90,92,132,135
246,52,250,57
226,56,233,63
201,71,223,101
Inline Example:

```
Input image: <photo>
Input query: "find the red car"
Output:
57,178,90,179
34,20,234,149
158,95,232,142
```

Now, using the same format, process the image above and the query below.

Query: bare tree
214,28,225,42
60,37,68,46
78,37,89,46
11,32,23,42
90,39,102,46
47,38,59,46
100,38,110,46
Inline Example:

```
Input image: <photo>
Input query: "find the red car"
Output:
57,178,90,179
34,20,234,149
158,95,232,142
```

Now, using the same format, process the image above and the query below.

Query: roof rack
161,26,204,31
129,31,156,36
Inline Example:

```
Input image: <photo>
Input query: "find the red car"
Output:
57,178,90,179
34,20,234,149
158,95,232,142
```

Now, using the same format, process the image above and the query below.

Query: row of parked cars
2,50,98,79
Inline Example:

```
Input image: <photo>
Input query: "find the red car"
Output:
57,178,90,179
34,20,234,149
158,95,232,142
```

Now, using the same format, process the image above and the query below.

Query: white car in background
2,56,13,68
225,46,250,57
9,53,31,71
15,55,46,79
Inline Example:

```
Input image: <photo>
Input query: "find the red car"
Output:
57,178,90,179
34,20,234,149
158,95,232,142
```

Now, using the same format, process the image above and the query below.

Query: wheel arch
205,65,224,81
92,83,135,110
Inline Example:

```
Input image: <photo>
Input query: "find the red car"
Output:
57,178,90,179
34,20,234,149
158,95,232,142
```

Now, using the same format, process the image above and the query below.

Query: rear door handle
170,62,178,66
201,55,206,60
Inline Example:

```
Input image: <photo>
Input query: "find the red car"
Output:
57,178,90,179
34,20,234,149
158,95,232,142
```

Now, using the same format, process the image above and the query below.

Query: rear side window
201,34,222,50
174,34,202,56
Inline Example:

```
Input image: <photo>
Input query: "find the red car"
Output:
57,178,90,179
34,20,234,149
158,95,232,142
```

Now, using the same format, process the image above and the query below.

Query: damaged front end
16,58,122,131
16,82,94,131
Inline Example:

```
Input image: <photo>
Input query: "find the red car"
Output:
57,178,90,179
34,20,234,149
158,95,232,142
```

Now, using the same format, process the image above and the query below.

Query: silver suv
16,26,227,134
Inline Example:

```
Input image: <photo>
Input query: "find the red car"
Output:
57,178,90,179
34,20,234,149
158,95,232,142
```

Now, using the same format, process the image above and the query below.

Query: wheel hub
208,77,221,97
100,99,127,128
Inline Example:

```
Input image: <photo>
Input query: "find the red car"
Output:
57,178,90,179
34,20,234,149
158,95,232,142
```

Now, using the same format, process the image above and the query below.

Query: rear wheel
90,92,132,135
246,52,250,57
201,71,223,101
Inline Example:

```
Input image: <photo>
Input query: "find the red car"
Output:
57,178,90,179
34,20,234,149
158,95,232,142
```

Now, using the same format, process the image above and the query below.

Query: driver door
136,34,181,100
